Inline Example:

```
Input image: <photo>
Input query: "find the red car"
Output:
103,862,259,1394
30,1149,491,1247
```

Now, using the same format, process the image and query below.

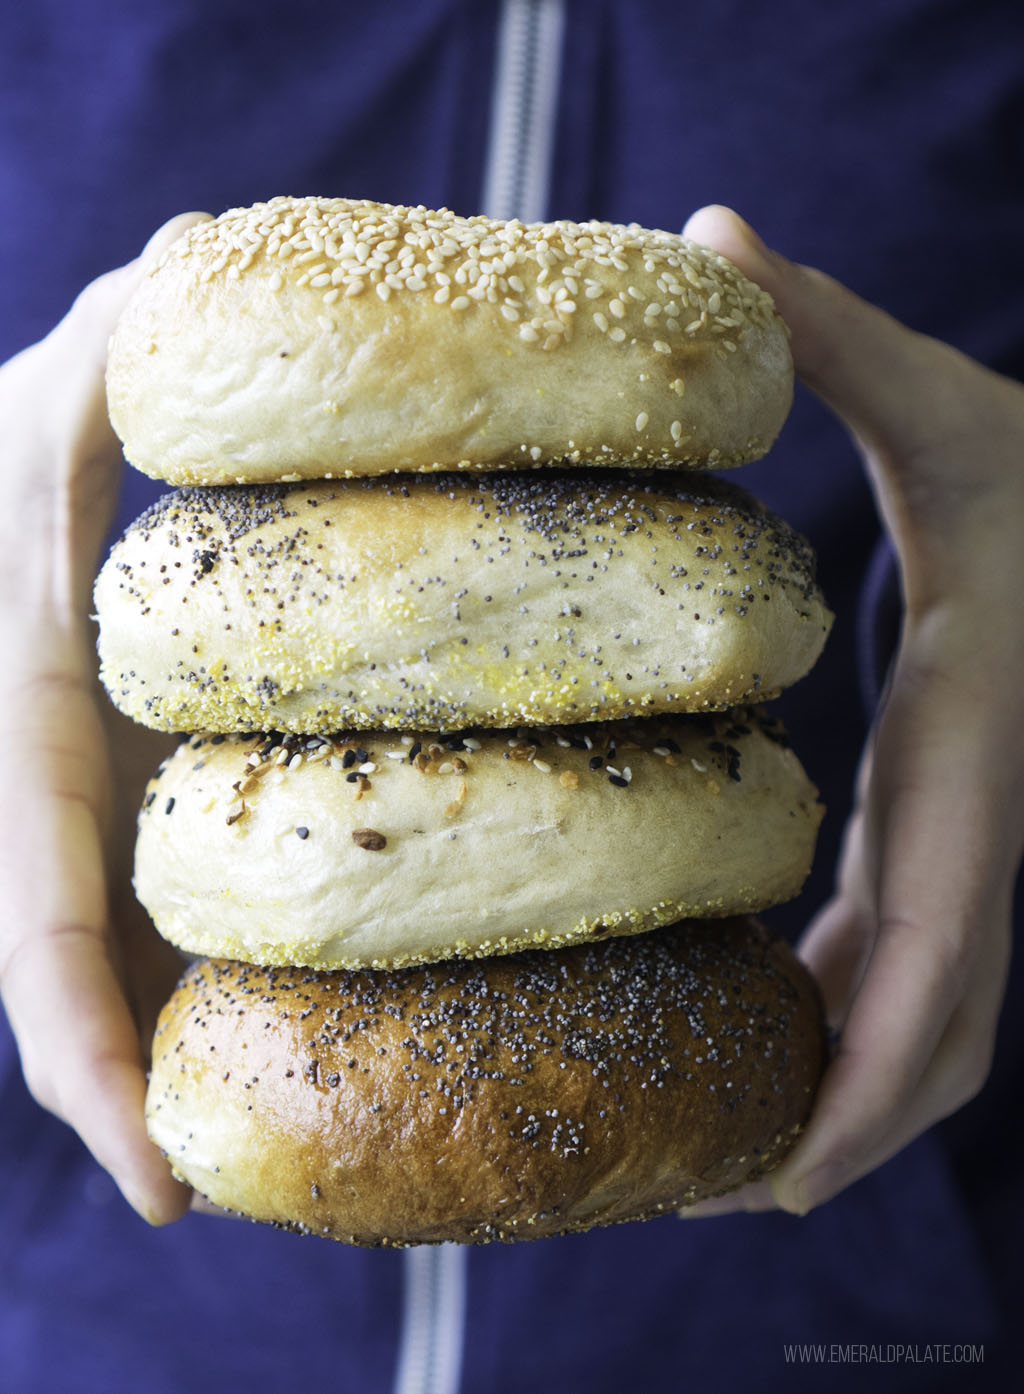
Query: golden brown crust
145,919,826,1245
133,712,822,969
107,197,793,485
95,471,832,734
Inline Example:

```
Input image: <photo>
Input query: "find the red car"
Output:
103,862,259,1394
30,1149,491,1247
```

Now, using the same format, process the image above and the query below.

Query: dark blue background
1,3,1021,1389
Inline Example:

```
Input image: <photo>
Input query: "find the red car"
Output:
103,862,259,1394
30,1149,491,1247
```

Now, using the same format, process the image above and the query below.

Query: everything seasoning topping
142,707,800,884
152,708,779,838
351,828,387,851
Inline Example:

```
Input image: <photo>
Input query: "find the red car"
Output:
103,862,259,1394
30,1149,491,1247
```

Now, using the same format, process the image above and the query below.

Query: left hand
679,206,1024,1216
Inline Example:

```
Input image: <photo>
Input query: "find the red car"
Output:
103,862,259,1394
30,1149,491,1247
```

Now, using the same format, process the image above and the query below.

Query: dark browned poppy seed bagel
145,917,826,1246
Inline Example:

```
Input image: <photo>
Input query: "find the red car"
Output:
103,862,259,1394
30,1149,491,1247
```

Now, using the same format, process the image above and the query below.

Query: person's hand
679,206,1024,1216
0,213,209,1224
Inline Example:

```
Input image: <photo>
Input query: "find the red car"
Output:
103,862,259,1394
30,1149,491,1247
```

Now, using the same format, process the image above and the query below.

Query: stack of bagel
95,196,831,1245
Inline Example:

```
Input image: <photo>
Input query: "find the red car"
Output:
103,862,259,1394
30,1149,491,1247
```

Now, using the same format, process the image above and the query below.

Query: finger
794,767,878,1028
5,212,213,607
768,670,1017,1212
682,205,954,455
796,894,873,1031
25,209,211,443
3,922,192,1225
681,203,892,401
0,763,190,1225
46,210,213,461
678,1180,776,1219
770,887,1010,1213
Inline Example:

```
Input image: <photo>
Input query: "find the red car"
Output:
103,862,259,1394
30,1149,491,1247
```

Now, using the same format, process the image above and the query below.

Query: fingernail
783,1161,849,1215
121,1174,190,1227
119,1180,160,1226
678,1180,775,1218
677,1194,741,1219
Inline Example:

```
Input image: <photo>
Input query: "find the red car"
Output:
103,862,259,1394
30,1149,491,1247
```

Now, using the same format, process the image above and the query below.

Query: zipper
392,5,565,1391
480,0,567,222
392,1245,468,1394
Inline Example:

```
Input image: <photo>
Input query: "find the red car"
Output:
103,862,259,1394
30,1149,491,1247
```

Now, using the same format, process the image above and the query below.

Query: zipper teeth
481,0,567,222
392,1246,467,1394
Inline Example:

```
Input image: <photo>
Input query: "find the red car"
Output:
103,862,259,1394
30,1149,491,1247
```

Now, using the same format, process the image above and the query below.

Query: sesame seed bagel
106,197,792,486
94,471,832,734
133,711,822,970
145,918,825,1245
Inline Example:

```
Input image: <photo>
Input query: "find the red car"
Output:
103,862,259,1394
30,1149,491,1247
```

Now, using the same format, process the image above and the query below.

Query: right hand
0,213,210,1224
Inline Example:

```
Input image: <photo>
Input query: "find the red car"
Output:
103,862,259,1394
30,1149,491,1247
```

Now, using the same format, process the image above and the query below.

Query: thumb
3,210,215,606
682,204,949,463
62,210,212,351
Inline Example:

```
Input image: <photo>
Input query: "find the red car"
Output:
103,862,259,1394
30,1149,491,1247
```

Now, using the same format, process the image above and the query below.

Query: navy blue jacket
2,3,1021,1390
